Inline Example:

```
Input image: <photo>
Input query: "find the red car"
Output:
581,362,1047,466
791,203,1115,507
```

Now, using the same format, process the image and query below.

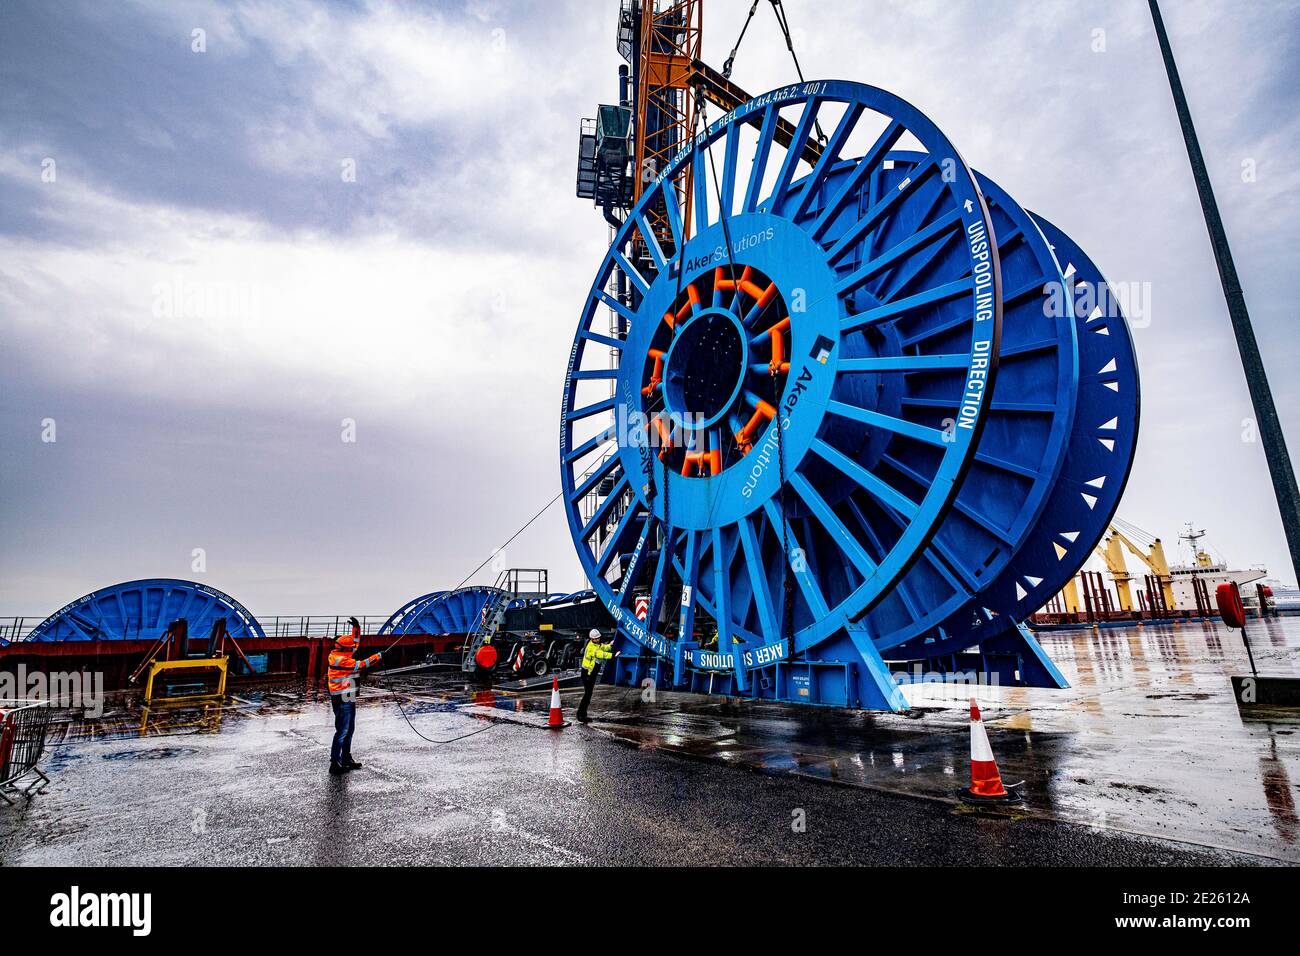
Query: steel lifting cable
724,1,826,145
769,0,826,144
374,449,617,663
369,455,619,745
695,92,745,472
643,84,749,637
723,0,761,78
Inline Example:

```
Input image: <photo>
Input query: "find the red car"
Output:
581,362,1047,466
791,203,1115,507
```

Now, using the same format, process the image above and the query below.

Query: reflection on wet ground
6,617,1299,864
577,617,1300,861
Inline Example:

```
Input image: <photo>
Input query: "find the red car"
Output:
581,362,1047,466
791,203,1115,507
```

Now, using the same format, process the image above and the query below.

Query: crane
575,1,821,256
1095,534,1136,612
1105,519,1176,611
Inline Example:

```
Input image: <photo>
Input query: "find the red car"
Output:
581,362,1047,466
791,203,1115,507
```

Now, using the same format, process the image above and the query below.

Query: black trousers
576,668,598,719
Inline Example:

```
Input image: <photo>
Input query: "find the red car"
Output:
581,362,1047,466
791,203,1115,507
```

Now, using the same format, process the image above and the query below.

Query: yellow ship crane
1096,534,1137,612
1106,518,1176,611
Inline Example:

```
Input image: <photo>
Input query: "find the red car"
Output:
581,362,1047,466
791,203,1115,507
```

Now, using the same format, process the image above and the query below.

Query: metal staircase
459,569,549,672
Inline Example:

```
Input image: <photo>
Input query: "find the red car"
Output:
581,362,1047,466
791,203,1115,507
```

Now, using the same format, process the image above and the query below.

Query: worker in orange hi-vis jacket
326,616,382,776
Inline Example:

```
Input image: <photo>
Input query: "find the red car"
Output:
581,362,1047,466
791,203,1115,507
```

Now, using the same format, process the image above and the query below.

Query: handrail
0,614,411,644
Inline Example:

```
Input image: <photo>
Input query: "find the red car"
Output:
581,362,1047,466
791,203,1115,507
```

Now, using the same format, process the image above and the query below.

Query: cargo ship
1168,523,1268,611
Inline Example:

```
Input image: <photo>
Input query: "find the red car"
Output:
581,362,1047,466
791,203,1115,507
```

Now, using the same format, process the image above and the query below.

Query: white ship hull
1169,565,1266,610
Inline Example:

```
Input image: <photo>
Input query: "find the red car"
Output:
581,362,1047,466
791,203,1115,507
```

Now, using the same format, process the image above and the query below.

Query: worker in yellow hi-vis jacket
576,628,616,723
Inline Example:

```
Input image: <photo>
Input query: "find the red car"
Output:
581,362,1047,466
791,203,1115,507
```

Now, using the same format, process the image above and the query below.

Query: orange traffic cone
547,676,568,729
966,698,1018,803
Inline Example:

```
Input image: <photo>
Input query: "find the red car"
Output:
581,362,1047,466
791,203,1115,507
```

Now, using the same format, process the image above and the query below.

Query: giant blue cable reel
560,81,1138,710
379,586,508,637
27,578,265,643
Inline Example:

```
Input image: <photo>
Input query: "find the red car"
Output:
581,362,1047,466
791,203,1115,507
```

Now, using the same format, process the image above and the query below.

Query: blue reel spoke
973,449,1040,481
871,185,957,300
737,515,780,644
742,105,778,213
762,498,831,619
719,124,741,218
569,368,619,381
565,425,617,465
710,525,734,650
842,277,972,332
581,325,628,352
580,473,629,542
825,401,950,448
615,518,656,607
637,212,669,270
570,454,621,504
810,437,921,519
808,120,907,241
765,98,824,215
613,249,650,297
693,146,711,233
789,473,877,578
836,208,963,298
592,288,635,326
595,503,644,577
788,102,866,222
676,529,701,642
838,353,970,373
568,396,617,421
661,178,685,253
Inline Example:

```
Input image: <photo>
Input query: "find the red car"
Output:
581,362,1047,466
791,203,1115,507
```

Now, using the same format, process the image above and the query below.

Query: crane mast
633,0,703,254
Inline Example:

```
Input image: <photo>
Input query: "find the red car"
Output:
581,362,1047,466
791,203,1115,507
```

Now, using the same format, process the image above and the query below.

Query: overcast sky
1,0,1297,621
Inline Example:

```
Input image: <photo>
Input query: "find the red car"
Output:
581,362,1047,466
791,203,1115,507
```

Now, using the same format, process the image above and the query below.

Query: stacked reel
560,81,1138,710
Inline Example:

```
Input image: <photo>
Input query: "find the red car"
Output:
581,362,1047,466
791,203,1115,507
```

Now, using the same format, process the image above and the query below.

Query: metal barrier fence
252,616,388,639
0,615,391,644
0,618,35,643
0,700,52,804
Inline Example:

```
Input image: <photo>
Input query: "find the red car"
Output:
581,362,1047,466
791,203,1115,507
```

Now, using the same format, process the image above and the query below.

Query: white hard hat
589,628,601,640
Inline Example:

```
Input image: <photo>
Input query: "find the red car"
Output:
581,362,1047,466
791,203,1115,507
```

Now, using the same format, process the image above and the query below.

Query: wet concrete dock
588,618,1300,862
2,617,1297,865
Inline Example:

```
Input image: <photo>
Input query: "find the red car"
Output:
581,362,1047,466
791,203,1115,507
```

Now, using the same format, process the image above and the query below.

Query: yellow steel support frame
143,657,228,704
139,701,225,736
1098,536,1136,611
634,0,703,253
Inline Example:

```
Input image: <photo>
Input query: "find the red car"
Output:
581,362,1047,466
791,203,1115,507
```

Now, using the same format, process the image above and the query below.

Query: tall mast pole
1148,0,1300,583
